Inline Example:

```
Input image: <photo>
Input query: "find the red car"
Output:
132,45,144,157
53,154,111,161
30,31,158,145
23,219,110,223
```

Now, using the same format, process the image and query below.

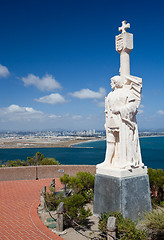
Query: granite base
93,173,152,221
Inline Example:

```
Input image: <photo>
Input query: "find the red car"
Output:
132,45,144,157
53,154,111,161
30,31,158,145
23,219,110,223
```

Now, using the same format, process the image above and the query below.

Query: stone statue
98,75,143,169
97,21,144,170
94,21,152,221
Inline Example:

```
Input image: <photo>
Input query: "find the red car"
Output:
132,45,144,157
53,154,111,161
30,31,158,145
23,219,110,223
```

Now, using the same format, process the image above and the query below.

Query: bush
63,193,92,224
98,212,147,240
60,171,95,201
45,185,92,226
71,171,95,193
45,172,94,227
45,187,63,211
60,174,70,191
39,157,59,165
1,159,28,167
98,212,110,238
0,152,60,167
83,188,94,202
143,207,164,239
148,168,164,205
27,152,59,166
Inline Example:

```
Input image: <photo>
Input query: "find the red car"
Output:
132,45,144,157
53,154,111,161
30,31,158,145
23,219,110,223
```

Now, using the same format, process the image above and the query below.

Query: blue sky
0,0,163,131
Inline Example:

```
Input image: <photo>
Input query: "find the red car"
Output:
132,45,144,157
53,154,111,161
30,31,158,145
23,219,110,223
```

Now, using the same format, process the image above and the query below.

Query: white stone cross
119,20,130,34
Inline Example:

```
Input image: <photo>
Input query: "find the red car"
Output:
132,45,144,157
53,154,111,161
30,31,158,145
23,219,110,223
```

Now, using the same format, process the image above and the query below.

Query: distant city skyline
0,0,164,131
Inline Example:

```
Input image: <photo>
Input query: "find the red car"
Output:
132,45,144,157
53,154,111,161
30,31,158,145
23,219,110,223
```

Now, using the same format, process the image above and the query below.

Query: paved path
0,179,63,240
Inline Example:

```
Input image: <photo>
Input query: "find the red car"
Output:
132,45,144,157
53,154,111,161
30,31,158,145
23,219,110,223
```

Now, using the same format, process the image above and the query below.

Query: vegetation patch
142,207,164,239
44,169,164,239
98,212,147,240
45,172,94,226
148,168,164,206
0,152,59,167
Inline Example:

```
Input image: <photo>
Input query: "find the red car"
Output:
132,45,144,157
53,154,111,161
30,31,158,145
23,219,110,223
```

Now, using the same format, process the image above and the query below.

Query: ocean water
0,136,163,169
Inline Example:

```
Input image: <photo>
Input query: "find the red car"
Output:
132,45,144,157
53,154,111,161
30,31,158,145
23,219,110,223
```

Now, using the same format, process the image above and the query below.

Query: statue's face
111,76,123,89
110,78,115,89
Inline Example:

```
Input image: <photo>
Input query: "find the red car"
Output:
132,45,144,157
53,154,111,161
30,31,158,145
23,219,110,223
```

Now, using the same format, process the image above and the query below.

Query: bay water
0,136,164,169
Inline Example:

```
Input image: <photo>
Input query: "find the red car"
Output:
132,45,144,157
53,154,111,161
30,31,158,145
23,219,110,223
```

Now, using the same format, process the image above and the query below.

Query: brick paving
0,179,63,240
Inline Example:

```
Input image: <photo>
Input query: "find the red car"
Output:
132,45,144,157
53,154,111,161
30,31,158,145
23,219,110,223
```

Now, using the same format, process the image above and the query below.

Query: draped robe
105,87,143,169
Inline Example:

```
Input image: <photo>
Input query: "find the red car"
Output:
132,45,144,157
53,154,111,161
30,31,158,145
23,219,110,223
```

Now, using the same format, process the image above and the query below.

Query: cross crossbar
119,20,130,33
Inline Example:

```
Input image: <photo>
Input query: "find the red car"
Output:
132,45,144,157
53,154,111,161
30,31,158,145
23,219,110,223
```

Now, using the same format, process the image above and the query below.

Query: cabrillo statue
94,21,152,221
98,74,143,169
97,21,144,170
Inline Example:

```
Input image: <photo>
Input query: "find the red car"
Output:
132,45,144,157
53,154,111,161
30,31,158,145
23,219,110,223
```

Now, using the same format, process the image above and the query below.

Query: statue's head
110,75,123,89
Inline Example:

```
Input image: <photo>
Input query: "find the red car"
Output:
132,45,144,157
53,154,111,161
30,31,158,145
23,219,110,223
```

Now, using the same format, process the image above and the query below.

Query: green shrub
1,152,60,167
78,206,92,222
98,212,147,240
143,207,164,239
46,190,92,225
45,188,63,211
60,174,70,191
1,159,28,167
60,173,71,191
39,157,59,165
83,188,94,202
148,168,164,205
46,172,94,227
98,212,110,238
61,172,94,223
27,152,59,166
63,193,91,223
60,171,95,201
27,156,36,166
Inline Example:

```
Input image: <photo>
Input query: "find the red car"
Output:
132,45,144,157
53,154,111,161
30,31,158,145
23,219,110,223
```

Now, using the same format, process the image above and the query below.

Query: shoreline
71,138,105,147
0,135,163,149
0,137,105,149
139,135,164,138
71,135,164,146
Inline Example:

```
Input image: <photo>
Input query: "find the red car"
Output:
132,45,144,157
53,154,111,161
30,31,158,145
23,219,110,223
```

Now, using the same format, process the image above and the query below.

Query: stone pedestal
93,172,152,221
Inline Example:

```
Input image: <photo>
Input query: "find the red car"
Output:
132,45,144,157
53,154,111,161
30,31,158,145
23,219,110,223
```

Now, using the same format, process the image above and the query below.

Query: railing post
107,216,116,240
56,202,64,233
38,186,46,211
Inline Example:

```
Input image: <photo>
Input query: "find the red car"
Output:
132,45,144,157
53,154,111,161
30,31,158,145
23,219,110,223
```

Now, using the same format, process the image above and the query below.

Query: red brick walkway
0,179,63,240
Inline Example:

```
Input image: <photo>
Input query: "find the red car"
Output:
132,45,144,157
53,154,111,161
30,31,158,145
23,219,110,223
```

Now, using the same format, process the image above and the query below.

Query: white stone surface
116,20,133,81
119,20,130,34
96,166,147,178
97,21,145,175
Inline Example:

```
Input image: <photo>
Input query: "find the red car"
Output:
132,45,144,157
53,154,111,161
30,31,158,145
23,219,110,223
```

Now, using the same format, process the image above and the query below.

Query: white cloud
72,115,83,120
8,104,25,113
21,73,61,91
157,110,164,115
25,107,41,113
0,105,105,130
70,87,106,99
48,114,61,119
7,104,42,115
0,104,44,121
35,93,66,104
0,64,10,78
